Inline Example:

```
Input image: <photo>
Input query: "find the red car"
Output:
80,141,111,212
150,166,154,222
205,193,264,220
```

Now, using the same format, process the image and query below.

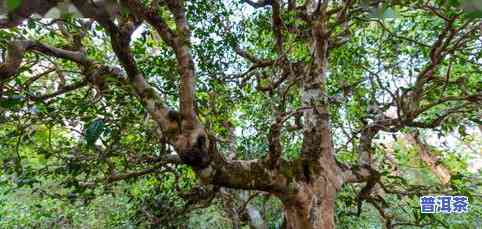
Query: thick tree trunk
280,178,338,229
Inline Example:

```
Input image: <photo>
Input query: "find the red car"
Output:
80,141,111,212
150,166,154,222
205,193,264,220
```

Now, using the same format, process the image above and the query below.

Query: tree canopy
0,0,481,228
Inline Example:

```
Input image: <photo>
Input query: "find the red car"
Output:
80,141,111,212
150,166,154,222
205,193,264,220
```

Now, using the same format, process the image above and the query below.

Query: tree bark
270,11,343,228
277,8,341,229
405,133,451,184
280,178,337,229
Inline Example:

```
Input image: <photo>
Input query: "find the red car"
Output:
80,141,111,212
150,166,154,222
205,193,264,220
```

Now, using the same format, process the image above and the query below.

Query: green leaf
464,10,482,19
458,126,467,137
27,20,35,29
6,0,22,11
383,7,397,18
448,0,460,7
0,96,24,109
84,118,105,146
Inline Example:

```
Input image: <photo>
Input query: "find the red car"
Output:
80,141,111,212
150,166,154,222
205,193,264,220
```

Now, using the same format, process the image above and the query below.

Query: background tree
0,0,481,228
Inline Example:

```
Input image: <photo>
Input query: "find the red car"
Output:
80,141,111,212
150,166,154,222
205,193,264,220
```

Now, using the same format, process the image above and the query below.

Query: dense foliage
0,0,481,228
